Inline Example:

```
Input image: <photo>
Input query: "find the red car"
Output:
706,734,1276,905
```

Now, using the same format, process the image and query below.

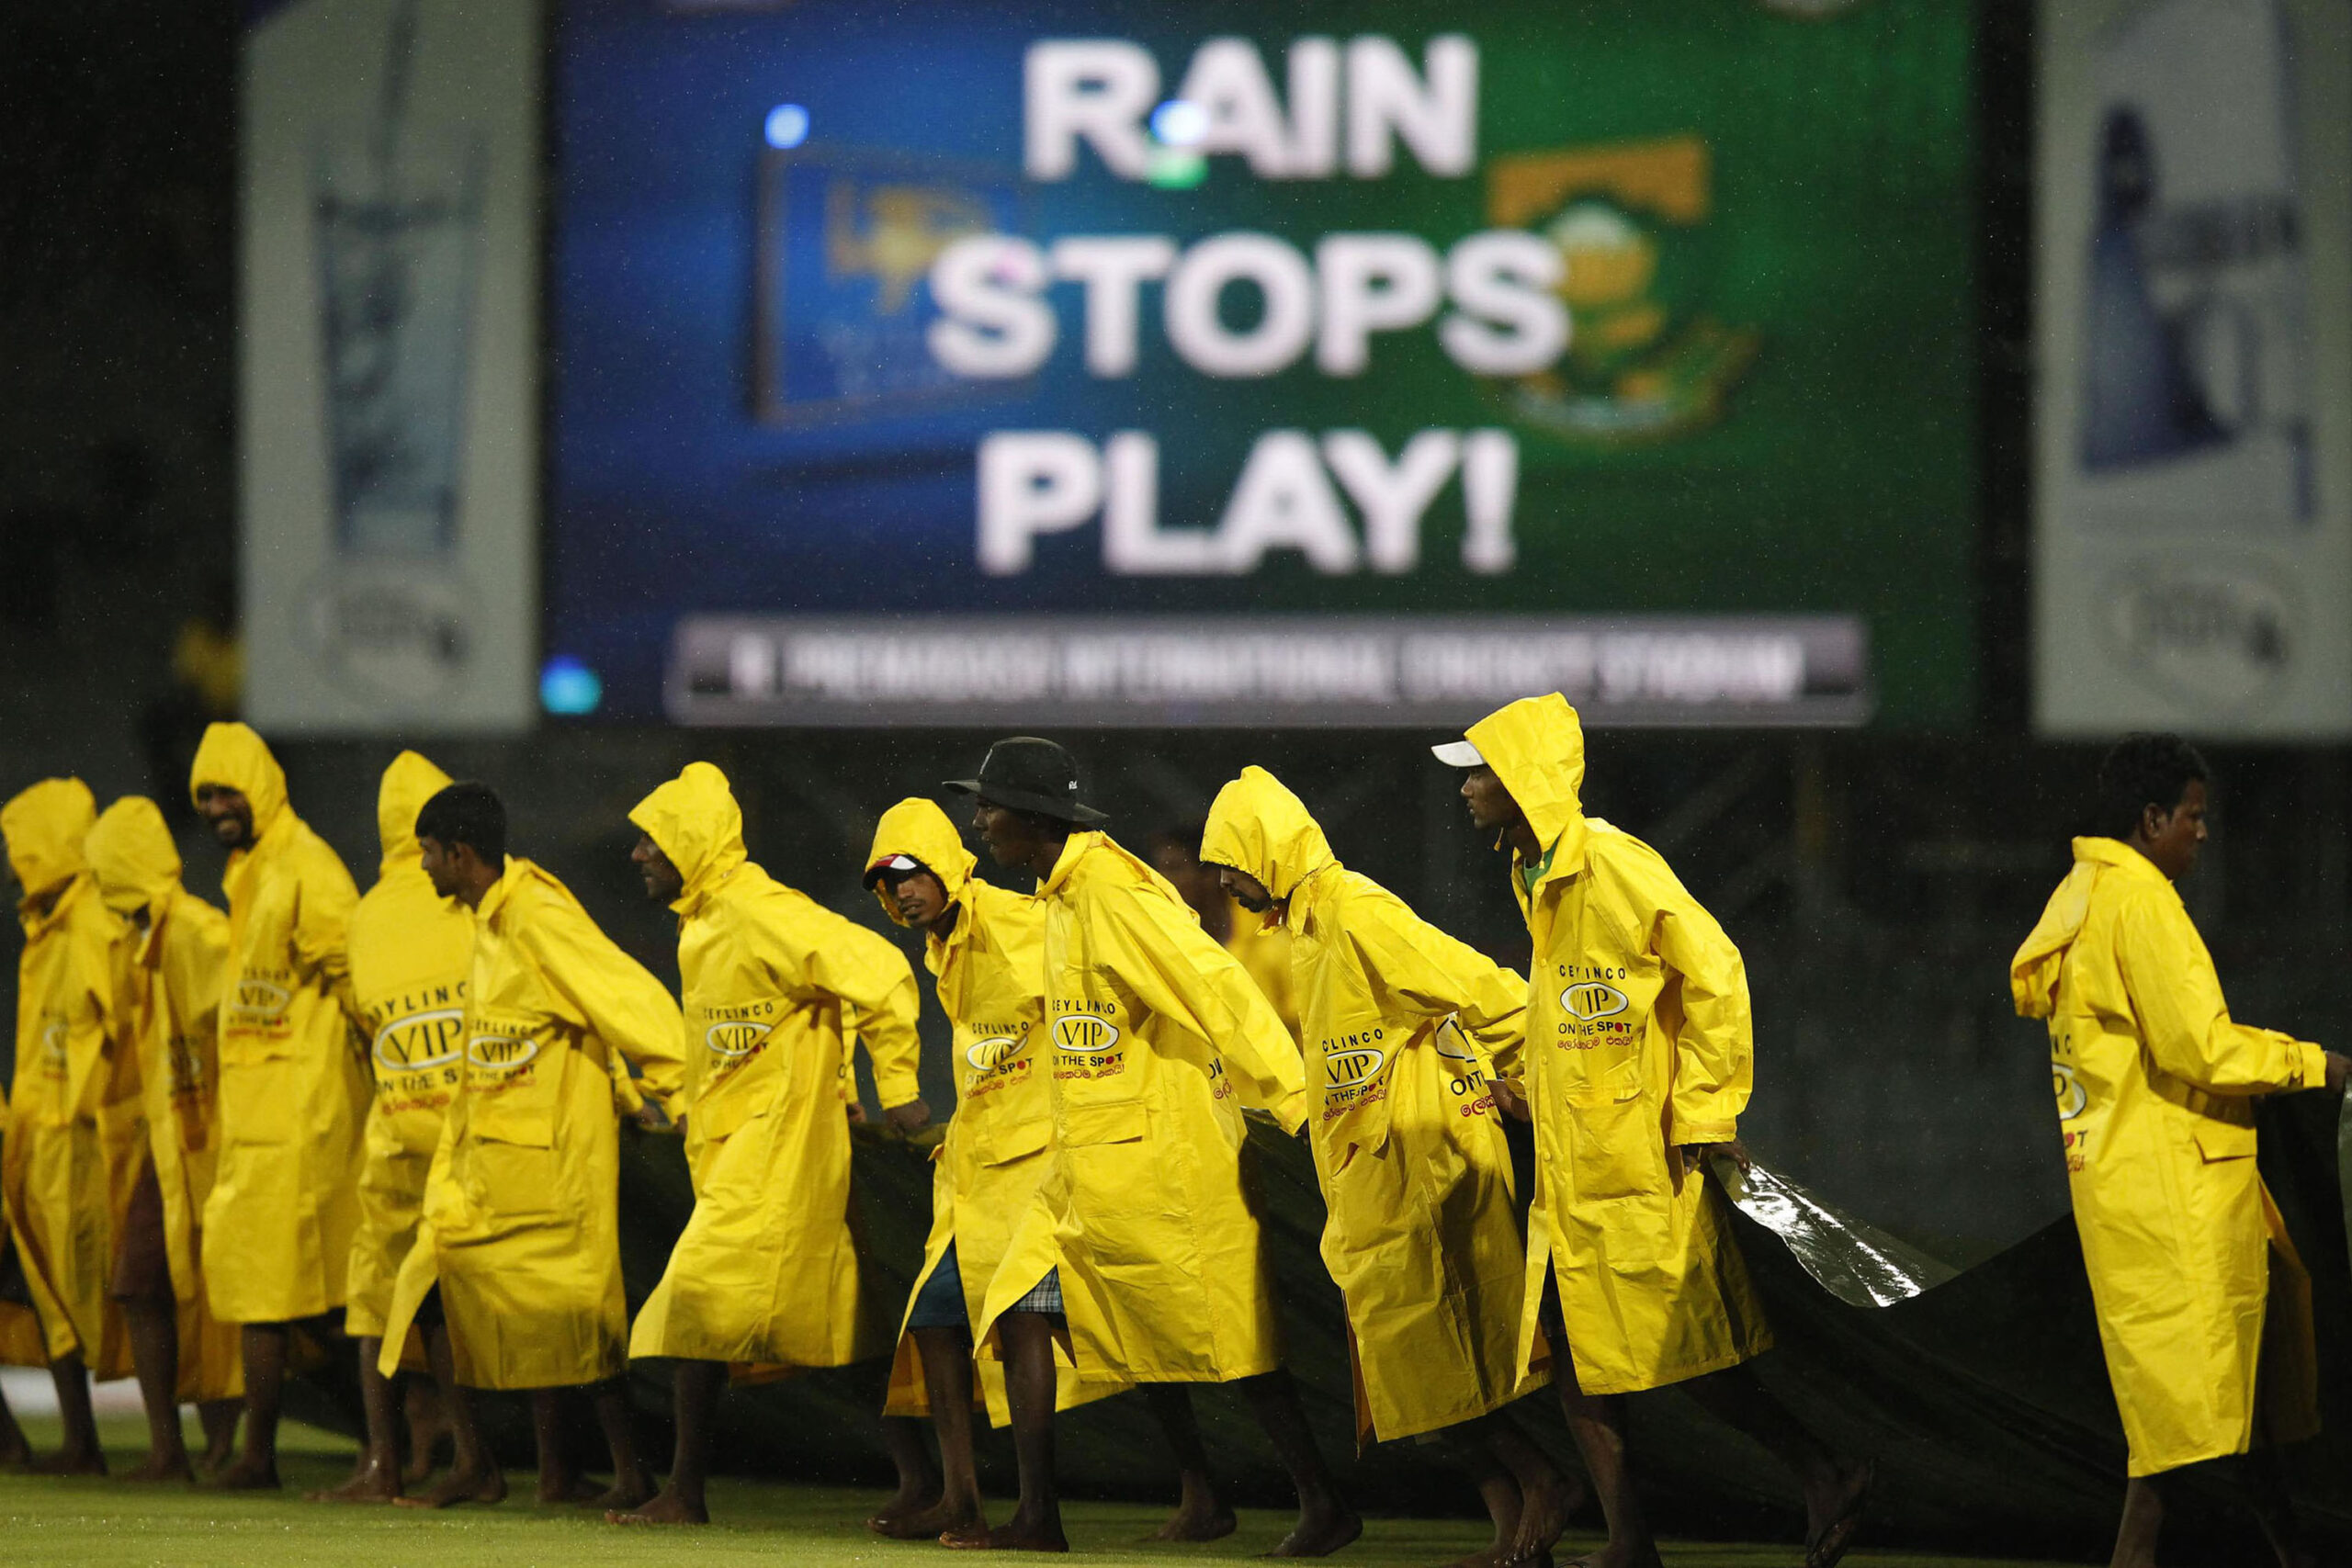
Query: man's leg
1235,1368,1360,1558
2221,1450,2313,1568
0,1378,28,1469
307,1336,401,1501
607,1359,722,1526
28,1352,105,1475
915,1325,988,1536
1681,1365,1871,1568
583,1378,655,1511
119,1293,190,1481
397,1318,503,1507
1468,1409,1580,1564
529,1387,595,1504
114,1161,187,1481
2109,1475,2165,1568
196,1399,240,1474
943,1308,1067,1551
1440,1430,1520,1568
401,1371,449,1483
209,1323,291,1488
1140,1383,1236,1541
1551,1364,1653,1568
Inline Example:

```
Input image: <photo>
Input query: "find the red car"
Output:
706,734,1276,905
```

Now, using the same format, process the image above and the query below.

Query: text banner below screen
548,0,1973,726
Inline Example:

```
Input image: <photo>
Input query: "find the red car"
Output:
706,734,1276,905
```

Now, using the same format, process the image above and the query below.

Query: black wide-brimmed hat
943,737,1108,826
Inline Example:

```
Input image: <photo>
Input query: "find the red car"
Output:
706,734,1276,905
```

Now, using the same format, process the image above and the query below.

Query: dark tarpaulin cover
291,1095,2352,1561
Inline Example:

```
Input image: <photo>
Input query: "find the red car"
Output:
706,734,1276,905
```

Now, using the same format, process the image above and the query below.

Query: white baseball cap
1430,739,1486,767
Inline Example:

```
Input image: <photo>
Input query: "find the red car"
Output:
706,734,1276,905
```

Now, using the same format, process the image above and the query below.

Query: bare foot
1507,1474,1585,1563
584,1477,657,1512
306,1451,401,1503
1153,1498,1238,1542
200,1439,236,1477
606,1488,709,1526
1265,1503,1362,1558
28,1447,107,1477
119,1450,197,1483
867,1488,944,1535
942,1515,1070,1552
0,1426,28,1470
395,1461,507,1508
1803,1459,1872,1568
206,1454,281,1491
532,1472,600,1506
1565,1547,1662,1568
870,1497,986,1540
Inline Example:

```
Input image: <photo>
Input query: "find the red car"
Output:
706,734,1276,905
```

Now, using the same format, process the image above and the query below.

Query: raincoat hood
4,776,96,901
865,797,975,927
1199,766,1333,902
85,795,182,919
2010,837,2150,1021
1464,694,1589,876
376,750,454,881
628,761,749,914
188,722,289,839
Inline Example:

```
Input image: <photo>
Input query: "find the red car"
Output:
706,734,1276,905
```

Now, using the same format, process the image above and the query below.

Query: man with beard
187,722,369,1490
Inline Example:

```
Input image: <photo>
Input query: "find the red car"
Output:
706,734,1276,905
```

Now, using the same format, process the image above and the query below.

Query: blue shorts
907,1243,970,1331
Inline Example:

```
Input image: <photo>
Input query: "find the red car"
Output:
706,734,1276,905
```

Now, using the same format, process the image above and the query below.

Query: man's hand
845,1100,868,1124
632,1100,673,1133
2325,1051,2352,1094
883,1099,933,1135
1680,1137,1751,1178
1489,1077,1532,1123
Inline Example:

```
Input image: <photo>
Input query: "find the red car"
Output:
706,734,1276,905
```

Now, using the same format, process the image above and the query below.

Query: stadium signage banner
2034,0,2352,738
242,0,540,734
551,0,1974,726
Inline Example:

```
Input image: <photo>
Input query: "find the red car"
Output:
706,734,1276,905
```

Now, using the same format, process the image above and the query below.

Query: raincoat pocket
216,1046,295,1145
1564,1076,1659,1201
466,1134,562,1225
2191,1119,2257,1163
972,1116,1050,1168
1062,1100,1147,1149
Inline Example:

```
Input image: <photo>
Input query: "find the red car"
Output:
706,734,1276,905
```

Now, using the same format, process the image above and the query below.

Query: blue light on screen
539,656,605,716
763,103,810,149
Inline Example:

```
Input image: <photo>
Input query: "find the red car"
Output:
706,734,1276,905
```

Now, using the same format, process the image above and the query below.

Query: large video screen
548,0,1974,726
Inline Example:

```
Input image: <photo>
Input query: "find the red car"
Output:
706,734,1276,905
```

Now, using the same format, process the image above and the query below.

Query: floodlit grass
0,1416,2073,1568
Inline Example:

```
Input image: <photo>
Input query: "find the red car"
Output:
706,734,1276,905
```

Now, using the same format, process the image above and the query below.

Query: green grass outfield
1,1416,2076,1568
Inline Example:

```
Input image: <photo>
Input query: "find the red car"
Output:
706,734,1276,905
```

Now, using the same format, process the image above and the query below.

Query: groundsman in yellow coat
1204,765,1576,1563
326,750,478,1501
1440,695,1868,1568
381,780,685,1510
614,762,926,1527
2011,735,2346,1568
944,736,1355,1555
3,777,136,1472
189,721,369,1489
85,795,244,1479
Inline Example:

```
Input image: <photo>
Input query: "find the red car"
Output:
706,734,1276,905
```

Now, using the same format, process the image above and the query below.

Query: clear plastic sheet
1711,1156,1956,1307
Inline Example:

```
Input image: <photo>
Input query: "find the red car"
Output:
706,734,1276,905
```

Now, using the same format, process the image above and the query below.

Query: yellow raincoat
980,830,1307,1384
867,799,1122,1421
1464,694,1770,1397
380,857,687,1388
3,778,136,1376
85,797,243,1401
343,753,472,1341
626,763,919,1371
187,722,368,1325
2011,836,2326,1476
0,1084,50,1367
1226,908,1300,1042
1202,767,1544,1442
